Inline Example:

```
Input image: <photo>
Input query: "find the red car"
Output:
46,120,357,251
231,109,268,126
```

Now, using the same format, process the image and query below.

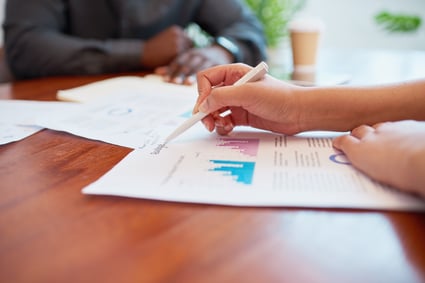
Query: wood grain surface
1,63,425,283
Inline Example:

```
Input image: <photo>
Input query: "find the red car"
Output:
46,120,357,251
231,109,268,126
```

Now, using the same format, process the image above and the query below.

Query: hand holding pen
193,62,306,137
164,62,268,143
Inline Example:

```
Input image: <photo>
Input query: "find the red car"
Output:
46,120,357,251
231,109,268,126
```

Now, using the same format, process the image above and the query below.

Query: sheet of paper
0,100,77,145
82,127,425,211
37,77,198,149
57,75,176,103
57,76,146,102
0,123,43,145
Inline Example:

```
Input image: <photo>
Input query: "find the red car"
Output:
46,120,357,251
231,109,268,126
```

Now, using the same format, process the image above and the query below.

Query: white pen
164,61,268,144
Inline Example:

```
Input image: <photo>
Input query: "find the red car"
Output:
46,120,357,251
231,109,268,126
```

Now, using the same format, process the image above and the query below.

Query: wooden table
1,50,425,283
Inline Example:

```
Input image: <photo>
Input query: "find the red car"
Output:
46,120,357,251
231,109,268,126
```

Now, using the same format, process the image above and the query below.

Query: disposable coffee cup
289,17,325,72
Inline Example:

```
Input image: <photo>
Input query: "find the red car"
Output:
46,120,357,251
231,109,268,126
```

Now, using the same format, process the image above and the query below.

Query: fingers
156,50,217,85
194,64,250,115
166,53,202,80
196,63,251,101
201,115,216,132
332,134,359,151
143,26,193,68
213,111,235,135
196,82,255,134
350,124,375,139
197,88,232,115
155,66,196,85
154,67,196,85
199,107,235,135
194,63,255,135
333,124,375,152
165,25,193,53
216,124,234,136
197,63,251,88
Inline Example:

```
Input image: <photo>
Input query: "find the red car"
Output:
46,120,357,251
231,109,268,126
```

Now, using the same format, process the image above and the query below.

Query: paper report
83,126,425,211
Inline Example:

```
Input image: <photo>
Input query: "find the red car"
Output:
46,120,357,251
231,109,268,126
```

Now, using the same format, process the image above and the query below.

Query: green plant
244,0,306,48
375,11,422,33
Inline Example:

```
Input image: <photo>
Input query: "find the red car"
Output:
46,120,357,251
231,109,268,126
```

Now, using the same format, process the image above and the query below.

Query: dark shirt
3,0,267,79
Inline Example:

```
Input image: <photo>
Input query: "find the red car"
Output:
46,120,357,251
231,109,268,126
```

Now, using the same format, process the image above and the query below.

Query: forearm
6,32,143,78
296,79,425,132
4,0,143,78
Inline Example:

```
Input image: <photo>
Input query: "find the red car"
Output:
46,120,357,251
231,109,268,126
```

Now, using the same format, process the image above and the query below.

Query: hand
154,45,233,85
332,120,425,196
141,26,193,68
193,63,302,135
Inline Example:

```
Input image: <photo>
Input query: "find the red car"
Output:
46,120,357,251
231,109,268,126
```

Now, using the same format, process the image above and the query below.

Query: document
82,126,425,211
38,76,198,149
56,75,178,103
57,76,146,103
0,123,43,145
0,100,76,144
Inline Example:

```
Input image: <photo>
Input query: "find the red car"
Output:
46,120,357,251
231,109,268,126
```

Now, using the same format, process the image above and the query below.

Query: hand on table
154,45,234,85
141,26,193,69
333,120,425,196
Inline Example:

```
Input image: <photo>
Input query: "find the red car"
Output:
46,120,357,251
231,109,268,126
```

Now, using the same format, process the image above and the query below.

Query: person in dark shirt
3,0,267,84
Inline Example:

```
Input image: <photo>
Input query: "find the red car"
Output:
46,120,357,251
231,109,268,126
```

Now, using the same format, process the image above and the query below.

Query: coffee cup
289,17,325,72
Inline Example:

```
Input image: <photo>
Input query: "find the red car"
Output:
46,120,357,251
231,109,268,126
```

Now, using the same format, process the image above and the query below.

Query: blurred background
1,0,423,50
1,0,423,85
300,0,424,50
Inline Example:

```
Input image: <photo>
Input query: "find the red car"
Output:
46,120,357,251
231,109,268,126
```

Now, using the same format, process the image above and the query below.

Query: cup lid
289,17,325,32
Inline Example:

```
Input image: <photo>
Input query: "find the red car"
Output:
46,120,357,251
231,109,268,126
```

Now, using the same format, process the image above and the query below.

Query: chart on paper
158,136,260,189
211,137,259,185
153,132,375,192
83,128,425,211
209,160,255,185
